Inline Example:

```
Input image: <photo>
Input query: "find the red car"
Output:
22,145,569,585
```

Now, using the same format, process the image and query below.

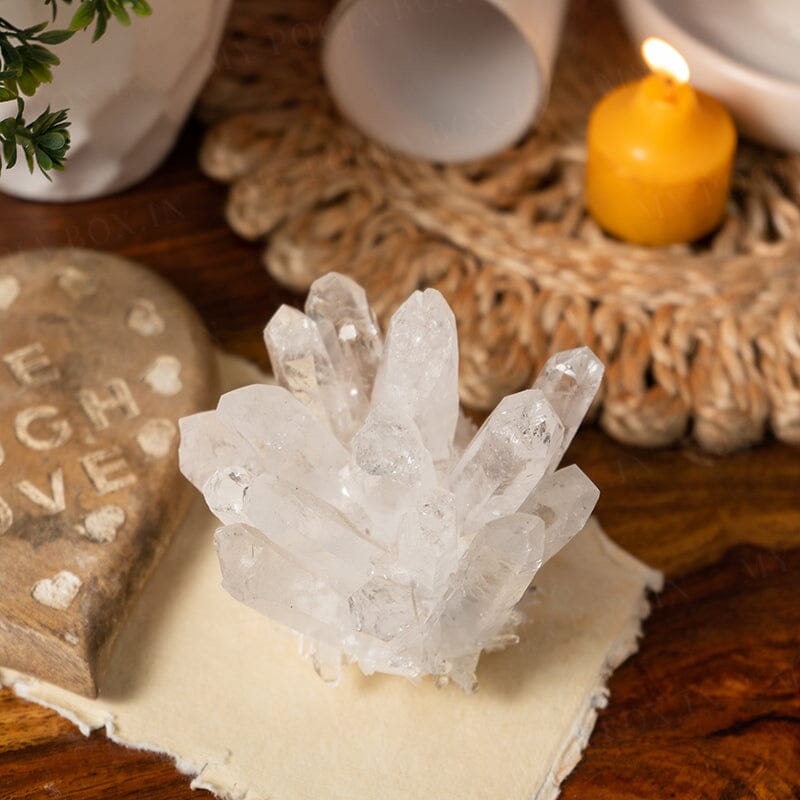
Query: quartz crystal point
214,384,355,512
448,389,565,538
372,288,459,463
214,523,350,648
305,273,383,426
440,513,546,658
263,305,356,441
179,411,263,490
520,464,601,561
179,274,605,692
350,400,438,548
532,347,604,470
242,474,383,595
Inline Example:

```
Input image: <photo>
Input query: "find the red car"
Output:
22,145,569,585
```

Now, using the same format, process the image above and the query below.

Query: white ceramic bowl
617,0,800,153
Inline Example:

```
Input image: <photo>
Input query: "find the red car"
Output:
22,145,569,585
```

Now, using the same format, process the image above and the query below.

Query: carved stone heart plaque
0,249,217,696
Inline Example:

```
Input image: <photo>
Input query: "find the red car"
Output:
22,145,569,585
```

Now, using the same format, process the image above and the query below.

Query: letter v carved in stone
15,468,66,515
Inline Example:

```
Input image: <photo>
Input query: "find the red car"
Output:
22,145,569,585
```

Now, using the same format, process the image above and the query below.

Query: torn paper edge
0,350,270,800
533,533,664,800
1,671,244,798
2,530,662,800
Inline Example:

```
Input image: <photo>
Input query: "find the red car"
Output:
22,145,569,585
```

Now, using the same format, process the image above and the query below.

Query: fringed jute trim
197,0,800,453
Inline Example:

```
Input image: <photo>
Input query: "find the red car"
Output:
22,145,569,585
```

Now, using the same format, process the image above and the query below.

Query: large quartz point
532,347,604,469
263,305,356,441
372,288,459,463
520,465,601,561
179,274,605,691
448,389,564,537
305,273,382,427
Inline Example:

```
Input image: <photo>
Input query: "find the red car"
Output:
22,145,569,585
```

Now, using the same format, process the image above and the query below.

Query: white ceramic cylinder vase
0,0,232,202
322,0,568,163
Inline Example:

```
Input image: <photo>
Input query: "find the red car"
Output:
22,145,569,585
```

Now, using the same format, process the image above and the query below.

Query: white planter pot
0,0,232,202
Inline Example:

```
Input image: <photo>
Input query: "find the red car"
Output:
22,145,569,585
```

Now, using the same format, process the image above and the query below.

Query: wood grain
0,122,798,799
0,249,218,696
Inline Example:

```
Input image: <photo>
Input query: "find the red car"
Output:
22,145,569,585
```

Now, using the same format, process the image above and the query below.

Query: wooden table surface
0,123,798,800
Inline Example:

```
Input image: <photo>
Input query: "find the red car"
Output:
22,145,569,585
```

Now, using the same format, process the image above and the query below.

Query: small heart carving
136,418,178,459
127,298,165,337
0,249,217,695
31,570,82,611
57,267,97,300
77,505,126,543
142,355,184,397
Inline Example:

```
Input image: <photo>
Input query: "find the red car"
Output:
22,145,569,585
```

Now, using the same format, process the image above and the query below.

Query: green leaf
0,41,23,76
91,11,108,42
37,131,67,150
16,70,39,96
18,57,51,86
35,147,53,171
3,140,17,169
111,6,131,26
69,3,96,31
36,29,75,45
22,22,49,36
30,109,60,134
1,0,150,176
22,141,35,172
23,44,61,66
0,117,17,139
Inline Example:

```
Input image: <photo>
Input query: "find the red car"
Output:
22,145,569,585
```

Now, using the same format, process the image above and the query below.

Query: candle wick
656,72,678,102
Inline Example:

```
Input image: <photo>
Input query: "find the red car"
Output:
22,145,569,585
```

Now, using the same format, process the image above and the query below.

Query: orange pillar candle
586,38,737,246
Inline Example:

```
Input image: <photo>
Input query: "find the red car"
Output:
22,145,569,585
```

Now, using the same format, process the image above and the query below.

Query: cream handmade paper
1,353,663,800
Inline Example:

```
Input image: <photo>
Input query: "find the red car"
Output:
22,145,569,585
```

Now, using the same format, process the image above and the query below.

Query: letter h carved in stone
78,378,140,431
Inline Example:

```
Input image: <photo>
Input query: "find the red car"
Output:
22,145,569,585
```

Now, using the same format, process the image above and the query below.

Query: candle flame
641,37,690,84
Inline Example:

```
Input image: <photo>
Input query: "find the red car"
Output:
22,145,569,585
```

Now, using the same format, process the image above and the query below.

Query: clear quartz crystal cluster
179,274,604,691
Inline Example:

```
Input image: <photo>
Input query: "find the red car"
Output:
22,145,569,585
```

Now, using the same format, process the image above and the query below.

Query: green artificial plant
0,0,151,178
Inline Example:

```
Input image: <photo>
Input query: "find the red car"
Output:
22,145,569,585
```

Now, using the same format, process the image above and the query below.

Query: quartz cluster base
179,274,604,690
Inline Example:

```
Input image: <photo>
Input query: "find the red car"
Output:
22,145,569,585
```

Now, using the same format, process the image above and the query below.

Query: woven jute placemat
197,0,800,453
